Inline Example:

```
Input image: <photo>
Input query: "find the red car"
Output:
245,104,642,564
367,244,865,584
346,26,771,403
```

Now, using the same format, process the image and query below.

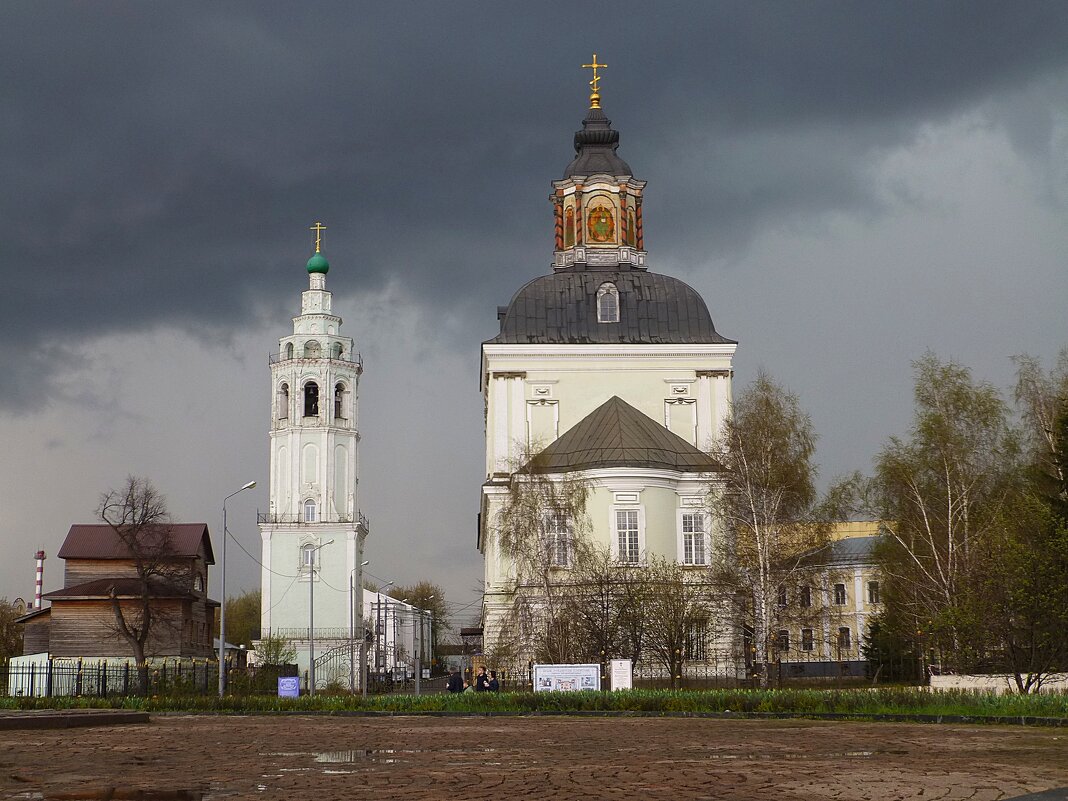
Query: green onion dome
306,252,330,274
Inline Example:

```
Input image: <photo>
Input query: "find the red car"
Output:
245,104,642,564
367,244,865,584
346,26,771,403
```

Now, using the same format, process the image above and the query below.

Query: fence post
45,658,53,698
123,662,130,696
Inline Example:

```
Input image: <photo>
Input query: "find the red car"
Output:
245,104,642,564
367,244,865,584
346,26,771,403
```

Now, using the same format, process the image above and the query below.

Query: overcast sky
2,2,1067,628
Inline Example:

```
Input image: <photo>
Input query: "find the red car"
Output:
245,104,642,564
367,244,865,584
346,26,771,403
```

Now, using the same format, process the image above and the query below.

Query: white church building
479,74,738,670
258,229,369,685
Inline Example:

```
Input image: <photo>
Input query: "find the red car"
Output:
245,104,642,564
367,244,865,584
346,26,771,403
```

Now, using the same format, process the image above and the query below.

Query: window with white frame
596,282,619,323
867,580,880,605
301,543,318,570
616,509,640,563
303,499,317,523
833,582,847,605
681,512,707,565
543,512,572,568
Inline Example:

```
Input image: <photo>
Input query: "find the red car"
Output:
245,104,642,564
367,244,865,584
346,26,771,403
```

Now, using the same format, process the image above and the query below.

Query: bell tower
259,224,368,681
551,54,647,271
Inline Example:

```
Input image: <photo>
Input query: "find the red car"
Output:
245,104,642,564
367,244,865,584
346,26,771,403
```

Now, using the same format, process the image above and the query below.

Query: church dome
489,270,734,345
306,252,330,274
563,107,632,178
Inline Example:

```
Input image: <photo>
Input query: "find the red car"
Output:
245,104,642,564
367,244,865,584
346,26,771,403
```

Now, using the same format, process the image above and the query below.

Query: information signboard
532,663,601,692
277,676,300,698
609,659,633,691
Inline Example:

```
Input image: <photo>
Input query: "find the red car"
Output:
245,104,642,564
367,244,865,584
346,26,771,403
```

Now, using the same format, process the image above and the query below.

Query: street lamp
414,594,434,695
349,560,369,694
219,480,256,698
375,581,394,683
307,538,334,696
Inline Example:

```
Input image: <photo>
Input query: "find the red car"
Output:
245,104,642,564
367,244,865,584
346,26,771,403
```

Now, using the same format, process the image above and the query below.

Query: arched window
333,343,343,360
278,383,289,420
334,382,345,420
304,382,319,417
304,340,321,359
597,282,619,323
564,206,575,247
303,500,317,523
285,342,294,360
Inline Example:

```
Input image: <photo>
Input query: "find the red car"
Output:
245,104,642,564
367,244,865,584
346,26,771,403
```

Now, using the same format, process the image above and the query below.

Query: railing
257,511,370,529
260,628,352,641
269,351,363,368
2,658,297,698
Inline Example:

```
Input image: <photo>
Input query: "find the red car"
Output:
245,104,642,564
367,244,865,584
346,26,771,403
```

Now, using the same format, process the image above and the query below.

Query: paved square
2,714,1067,800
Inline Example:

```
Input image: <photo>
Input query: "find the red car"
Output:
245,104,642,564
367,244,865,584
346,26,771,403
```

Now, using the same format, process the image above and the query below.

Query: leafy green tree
872,353,1021,675
214,589,260,648
0,598,24,662
256,634,296,665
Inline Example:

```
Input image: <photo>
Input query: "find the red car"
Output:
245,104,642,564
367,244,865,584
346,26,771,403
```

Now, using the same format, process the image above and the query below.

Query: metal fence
2,659,297,698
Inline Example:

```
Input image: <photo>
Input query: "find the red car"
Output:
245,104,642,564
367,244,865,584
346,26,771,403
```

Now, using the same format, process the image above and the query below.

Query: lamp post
307,539,334,696
219,480,256,698
414,595,434,695
349,560,369,694
375,581,393,683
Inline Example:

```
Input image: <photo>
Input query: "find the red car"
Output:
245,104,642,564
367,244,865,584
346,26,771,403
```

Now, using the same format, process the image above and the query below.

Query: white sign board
609,659,633,691
533,663,601,692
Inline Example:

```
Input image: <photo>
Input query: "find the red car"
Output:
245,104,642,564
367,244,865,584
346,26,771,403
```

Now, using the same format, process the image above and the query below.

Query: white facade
477,97,739,667
364,589,433,680
259,252,368,679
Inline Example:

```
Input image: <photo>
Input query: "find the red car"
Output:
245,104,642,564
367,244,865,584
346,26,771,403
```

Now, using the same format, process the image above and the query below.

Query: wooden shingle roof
528,396,724,474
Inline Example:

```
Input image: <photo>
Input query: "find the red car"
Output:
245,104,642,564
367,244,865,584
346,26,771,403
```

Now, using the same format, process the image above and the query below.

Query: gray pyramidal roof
528,396,724,473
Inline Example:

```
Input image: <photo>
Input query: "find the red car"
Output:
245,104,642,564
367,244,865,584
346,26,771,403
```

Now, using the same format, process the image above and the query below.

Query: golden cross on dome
309,221,327,253
582,54,607,109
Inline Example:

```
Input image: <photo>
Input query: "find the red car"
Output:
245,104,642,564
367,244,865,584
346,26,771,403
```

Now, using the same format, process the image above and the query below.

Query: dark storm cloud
3,2,1068,409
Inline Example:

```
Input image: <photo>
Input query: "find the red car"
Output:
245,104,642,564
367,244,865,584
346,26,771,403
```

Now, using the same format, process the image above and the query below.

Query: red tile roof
57,524,214,564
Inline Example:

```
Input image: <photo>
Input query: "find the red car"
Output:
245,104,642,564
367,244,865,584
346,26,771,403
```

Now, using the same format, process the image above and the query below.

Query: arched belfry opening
303,381,319,417
278,383,289,419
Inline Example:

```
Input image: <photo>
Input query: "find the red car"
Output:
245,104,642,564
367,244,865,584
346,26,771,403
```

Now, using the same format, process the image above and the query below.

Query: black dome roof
489,270,733,345
563,107,632,178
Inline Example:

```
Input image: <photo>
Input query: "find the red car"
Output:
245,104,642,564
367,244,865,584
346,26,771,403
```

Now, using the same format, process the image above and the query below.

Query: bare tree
710,371,851,687
0,598,24,662
98,476,188,691
493,443,592,664
566,543,650,668
642,557,714,689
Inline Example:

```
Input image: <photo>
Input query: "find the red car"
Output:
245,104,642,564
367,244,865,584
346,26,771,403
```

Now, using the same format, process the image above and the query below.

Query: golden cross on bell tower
582,53,607,109
309,221,327,253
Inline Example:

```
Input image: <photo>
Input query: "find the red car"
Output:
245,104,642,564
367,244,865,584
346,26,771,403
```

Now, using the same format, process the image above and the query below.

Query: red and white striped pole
34,550,46,608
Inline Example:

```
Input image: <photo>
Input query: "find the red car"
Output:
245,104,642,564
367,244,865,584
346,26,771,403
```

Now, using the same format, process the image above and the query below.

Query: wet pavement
2,714,1067,800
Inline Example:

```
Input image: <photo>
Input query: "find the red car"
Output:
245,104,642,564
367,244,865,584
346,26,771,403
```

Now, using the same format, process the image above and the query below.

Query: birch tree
711,372,845,686
872,353,1020,674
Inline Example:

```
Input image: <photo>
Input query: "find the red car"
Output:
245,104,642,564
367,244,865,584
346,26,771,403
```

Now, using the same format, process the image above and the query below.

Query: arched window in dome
304,340,321,359
285,342,294,360
278,383,289,420
597,282,619,324
303,381,319,417
334,382,346,420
